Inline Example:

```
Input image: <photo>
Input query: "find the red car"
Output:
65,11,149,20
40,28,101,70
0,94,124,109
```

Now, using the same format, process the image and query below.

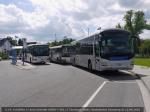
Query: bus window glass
95,41,100,57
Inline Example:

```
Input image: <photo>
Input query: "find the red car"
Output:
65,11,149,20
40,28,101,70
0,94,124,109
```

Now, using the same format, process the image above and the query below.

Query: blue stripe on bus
110,56,129,61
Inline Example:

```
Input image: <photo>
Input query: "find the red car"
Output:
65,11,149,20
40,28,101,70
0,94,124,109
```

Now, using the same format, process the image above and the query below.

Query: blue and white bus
72,28,135,71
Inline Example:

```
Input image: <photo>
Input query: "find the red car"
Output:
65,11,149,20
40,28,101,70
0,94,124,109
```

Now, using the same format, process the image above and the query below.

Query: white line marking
82,81,107,107
137,80,150,112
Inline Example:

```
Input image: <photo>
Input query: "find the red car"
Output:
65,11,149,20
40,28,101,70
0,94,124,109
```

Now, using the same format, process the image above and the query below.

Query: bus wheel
88,61,92,71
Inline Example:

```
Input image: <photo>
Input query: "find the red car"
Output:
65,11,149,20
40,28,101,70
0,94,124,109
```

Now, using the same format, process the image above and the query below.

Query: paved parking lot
0,61,144,108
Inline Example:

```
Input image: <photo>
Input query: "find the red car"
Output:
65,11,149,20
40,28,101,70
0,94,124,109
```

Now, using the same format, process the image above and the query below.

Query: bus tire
88,60,92,71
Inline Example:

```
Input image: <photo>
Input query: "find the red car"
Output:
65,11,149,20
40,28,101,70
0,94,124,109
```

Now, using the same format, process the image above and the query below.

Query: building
0,38,12,53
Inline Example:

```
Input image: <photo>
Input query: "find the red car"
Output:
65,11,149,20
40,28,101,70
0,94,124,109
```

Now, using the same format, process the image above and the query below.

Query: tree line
6,36,23,46
139,39,150,57
48,37,75,47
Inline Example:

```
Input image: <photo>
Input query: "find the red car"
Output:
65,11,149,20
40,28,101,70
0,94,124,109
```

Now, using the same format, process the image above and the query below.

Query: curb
128,71,150,95
15,65,35,70
15,62,36,70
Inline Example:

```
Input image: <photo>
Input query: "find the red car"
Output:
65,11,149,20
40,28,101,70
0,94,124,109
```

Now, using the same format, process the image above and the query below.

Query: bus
72,28,135,71
50,45,75,64
25,44,49,64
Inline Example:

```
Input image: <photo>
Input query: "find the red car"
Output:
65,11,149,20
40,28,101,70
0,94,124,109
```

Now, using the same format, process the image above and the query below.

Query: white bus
72,28,135,71
50,45,75,64
25,44,49,64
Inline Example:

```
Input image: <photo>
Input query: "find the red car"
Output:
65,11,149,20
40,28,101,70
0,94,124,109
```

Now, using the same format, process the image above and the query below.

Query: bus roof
100,28,130,35
77,28,131,42
74,28,131,45
12,46,23,49
49,44,73,49
28,44,48,47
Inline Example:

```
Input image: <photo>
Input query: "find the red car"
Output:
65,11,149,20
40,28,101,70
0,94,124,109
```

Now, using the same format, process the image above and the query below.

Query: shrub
0,52,9,60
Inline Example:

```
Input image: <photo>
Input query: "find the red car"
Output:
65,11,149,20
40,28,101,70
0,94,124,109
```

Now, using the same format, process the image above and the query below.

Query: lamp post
22,38,27,66
87,28,89,36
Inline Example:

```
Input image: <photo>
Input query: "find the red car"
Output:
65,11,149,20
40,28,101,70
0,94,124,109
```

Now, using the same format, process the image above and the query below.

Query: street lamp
87,28,89,36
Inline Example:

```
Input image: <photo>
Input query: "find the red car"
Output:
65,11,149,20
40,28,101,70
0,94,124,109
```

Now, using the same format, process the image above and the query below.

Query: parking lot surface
0,61,144,108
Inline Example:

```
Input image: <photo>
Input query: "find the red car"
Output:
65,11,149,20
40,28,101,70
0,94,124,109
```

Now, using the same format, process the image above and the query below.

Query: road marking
82,81,107,107
137,80,150,112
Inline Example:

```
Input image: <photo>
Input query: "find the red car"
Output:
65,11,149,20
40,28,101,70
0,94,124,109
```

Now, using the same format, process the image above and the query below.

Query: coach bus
50,45,75,64
72,28,135,71
25,44,49,64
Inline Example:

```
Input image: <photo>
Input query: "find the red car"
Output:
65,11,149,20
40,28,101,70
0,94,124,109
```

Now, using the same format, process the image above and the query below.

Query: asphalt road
0,61,144,108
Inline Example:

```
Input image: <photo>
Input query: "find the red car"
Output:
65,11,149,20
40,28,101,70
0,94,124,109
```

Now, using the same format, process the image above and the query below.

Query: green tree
116,23,123,29
6,36,17,46
116,10,150,36
139,39,150,57
116,10,150,53
18,38,23,46
48,37,75,47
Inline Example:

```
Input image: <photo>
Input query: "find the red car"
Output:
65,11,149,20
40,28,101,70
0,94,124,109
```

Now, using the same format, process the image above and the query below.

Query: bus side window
95,41,100,57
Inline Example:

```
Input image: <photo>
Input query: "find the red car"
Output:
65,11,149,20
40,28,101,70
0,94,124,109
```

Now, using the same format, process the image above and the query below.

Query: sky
0,0,150,43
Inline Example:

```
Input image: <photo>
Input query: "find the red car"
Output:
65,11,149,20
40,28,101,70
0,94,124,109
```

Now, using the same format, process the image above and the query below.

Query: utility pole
55,33,57,41
87,28,89,36
22,38,27,66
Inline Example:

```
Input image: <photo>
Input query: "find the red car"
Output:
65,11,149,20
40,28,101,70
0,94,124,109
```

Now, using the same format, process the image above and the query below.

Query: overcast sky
0,0,150,42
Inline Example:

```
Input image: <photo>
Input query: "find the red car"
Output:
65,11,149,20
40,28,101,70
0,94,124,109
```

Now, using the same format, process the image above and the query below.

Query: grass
134,58,150,67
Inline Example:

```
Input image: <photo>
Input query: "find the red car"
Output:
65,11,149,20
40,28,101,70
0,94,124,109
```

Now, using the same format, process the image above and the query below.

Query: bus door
95,41,100,71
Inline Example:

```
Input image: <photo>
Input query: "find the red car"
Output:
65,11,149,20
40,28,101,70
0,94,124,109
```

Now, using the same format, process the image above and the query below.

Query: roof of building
0,38,9,47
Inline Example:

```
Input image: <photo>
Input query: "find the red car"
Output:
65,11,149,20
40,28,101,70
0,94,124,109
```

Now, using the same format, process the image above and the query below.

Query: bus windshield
62,46,75,57
32,45,49,56
100,34,134,59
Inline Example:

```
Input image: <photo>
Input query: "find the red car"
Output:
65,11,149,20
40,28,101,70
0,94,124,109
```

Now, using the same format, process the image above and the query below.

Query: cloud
118,0,141,8
0,0,150,43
